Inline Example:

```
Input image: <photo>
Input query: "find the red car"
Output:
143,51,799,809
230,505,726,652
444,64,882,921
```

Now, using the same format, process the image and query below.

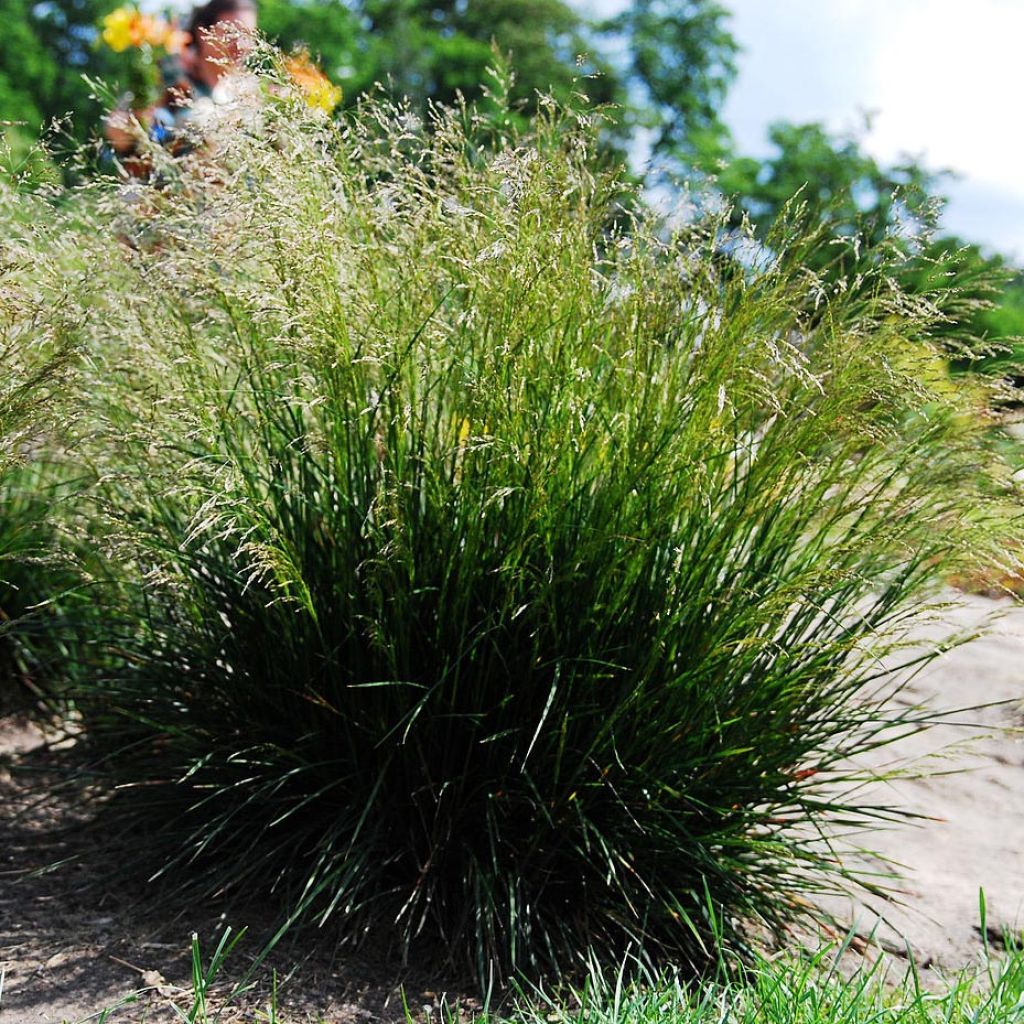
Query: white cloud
864,1,1024,187
719,0,1024,256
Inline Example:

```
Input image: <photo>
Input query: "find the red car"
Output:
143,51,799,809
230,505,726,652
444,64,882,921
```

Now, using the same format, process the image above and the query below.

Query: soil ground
814,590,1024,968
0,723,478,1024
2,588,1023,1022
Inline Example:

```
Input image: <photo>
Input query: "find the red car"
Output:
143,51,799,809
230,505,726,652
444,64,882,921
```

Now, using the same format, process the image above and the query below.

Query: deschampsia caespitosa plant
0,209,80,714
24,63,1019,981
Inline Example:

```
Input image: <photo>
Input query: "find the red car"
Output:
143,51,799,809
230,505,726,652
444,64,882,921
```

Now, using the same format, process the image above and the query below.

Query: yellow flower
455,418,490,448
101,5,185,53
284,52,342,114
101,6,139,52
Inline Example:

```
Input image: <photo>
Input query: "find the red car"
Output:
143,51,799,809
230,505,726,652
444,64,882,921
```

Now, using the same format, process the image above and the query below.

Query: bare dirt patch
815,590,1024,970
0,723,477,1023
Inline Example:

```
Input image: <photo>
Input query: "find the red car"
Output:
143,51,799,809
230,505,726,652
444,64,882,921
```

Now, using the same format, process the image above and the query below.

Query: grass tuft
0,201,80,714
6,57,1020,982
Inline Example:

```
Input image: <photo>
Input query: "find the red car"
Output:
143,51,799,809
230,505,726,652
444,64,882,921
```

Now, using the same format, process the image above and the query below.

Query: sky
580,0,1024,259
719,0,1024,258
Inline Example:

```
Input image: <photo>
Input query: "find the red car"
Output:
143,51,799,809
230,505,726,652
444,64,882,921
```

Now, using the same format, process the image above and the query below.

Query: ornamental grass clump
29,68,1017,981
0,211,80,713
0,465,83,715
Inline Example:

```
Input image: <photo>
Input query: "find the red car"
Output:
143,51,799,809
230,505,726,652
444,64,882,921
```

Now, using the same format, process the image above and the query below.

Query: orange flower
284,51,342,114
100,5,188,54
134,13,161,46
149,19,191,54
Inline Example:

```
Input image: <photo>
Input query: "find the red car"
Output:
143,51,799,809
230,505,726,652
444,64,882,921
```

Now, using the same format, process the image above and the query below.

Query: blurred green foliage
715,120,941,259
340,0,619,115
0,0,737,156
0,0,119,134
601,0,737,166
705,119,1024,367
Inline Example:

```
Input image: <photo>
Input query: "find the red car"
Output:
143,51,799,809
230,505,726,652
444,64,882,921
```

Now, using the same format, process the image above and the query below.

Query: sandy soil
1,588,1022,1021
814,590,1024,968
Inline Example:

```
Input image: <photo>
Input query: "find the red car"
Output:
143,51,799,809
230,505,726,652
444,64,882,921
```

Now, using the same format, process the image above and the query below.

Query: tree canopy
1,0,740,158
0,0,120,134
698,118,1023,360
600,0,737,167
715,120,942,250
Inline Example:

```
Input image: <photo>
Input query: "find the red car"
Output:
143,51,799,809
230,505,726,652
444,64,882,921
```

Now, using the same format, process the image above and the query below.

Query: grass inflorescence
3,54,1021,985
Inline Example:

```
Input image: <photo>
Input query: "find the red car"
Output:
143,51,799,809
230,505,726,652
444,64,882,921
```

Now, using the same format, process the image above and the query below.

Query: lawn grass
513,942,1024,1024
75,928,1024,1024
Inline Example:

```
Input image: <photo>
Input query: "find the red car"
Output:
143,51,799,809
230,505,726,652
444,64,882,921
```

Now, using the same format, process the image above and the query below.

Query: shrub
28,73,1017,981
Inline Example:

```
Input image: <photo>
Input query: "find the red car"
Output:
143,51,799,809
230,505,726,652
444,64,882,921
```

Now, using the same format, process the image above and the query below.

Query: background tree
261,0,739,147
350,0,620,116
0,0,119,136
599,0,738,169
904,235,1024,376
713,120,942,269
1,0,740,157
703,119,1024,363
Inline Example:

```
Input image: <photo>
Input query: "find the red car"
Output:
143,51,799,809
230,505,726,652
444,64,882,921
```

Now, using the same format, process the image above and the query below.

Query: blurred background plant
282,48,341,113
98,3,190,109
